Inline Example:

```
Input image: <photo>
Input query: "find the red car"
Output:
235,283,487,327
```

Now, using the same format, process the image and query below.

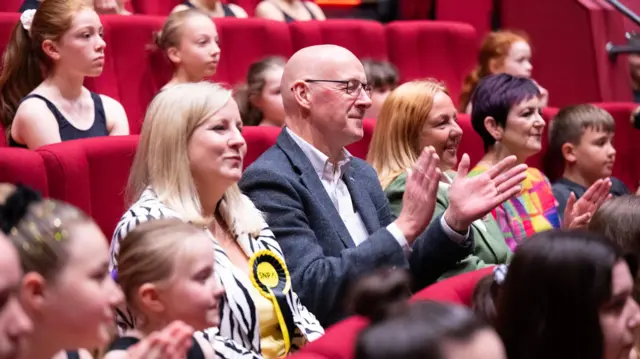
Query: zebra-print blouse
108,188,325,358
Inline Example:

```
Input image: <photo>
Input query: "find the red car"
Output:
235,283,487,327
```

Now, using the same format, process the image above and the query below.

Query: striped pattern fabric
109,188,324,358
468,166,560,250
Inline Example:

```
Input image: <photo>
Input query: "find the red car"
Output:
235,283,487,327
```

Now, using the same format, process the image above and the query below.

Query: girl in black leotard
154,9,222,91
104,220,245,359
171,0,248,18
0,0,130,149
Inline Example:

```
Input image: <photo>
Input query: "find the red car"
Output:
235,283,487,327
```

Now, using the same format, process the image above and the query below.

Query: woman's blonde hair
367,79,448,189
127,82,264,236
459,30,529,112
117,219,209,314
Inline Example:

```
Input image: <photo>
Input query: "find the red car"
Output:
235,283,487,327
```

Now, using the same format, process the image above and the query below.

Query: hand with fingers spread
394,147,441,245
445,154,527,232
563,178,612,229
126,321,194,359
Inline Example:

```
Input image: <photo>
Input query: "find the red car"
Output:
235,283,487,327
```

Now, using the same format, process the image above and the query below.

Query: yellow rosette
249,250,295,354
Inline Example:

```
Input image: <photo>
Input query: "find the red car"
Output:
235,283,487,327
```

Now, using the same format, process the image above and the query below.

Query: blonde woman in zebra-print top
108,83,324,359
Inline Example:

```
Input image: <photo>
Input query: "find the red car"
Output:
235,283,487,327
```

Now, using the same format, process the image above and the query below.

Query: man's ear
41,39,60,62
137,283,165,314
483,116,504,142
21,272,47,314
562,142,577,163
290,81,312,111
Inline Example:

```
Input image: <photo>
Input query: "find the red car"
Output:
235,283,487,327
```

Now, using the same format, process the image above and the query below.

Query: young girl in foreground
0,185,194,359
106,219,258,359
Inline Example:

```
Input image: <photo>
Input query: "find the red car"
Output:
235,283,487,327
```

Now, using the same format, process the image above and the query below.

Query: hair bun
0,184,42,234
347,268,412,323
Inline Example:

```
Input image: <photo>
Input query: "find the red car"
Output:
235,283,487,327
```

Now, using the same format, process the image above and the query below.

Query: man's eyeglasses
304,79,372,97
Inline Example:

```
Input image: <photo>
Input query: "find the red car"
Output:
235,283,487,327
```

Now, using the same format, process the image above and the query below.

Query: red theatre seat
435,0,494,43
412,266,493,305
289,20,388,60
99,15,170,134
501,0,632,107
0,0,22,12
346,118,376,160
456,113,484,168
129,0,181,15
400,0,433,20
242,126,281,168
385,21,477,107
0,147,49,196
36,136,139,239
213,18,293,86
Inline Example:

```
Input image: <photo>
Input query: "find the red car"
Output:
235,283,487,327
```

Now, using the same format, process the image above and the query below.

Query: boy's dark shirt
552,177,630,219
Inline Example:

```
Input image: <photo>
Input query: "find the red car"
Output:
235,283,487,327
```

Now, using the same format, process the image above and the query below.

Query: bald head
281,45,365,114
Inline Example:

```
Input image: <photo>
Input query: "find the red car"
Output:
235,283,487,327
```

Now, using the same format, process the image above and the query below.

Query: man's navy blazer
239,130,473,326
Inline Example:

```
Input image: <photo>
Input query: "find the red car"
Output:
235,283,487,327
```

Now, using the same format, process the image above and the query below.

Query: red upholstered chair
242,126,281,169
100,15,170,134
289,20,388,60
130,0,181,15
399,0,433,20
0,0,22,12
457,113,484,168
213,18,293,86
346,118,376,160
385,21,477,107
412,266,493,305
434,0,493,43
36,136,139,239
0,147,49,196
0,13,19,62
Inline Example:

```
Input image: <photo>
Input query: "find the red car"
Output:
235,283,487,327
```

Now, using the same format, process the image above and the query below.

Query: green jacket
384,171,512,280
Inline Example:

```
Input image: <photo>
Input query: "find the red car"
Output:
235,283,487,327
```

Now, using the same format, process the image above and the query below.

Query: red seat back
290,20,388,60
242,126,281,168
37,136,139,239
0,0,22,12
435,0,493,43
412,266,493,305
0,147,49,196
385,21,477,107
457,113,484,168
129,0,181,15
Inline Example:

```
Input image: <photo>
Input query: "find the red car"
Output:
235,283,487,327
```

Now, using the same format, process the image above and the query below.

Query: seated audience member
497,230,640,359
20,0,132,14
156,9,221,90
239,45,528,326
0,185,195,359
351,269,506,359
110,82,323,359
0,231,32,359
361,59,399,120
472,264,507,327
469,73,610,248
235,56,286,127
368,80,523,279
255,0,325,22
590,195,640,303
106,219,252,359
172,0,247,18
0,0,129,149
459,30,548,113
548,104,633,217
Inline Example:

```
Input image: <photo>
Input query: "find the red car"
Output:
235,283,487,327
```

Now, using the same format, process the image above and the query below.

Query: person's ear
562,142,577,163
290,81,312,111
137,283,165,313
484,116,504,142
41,39,61,62
20,272,47,314
166,46,181,65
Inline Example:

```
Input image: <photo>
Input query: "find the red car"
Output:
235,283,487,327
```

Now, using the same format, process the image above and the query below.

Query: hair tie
493,264,508,285
0,184,42,234
20,9,36,34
